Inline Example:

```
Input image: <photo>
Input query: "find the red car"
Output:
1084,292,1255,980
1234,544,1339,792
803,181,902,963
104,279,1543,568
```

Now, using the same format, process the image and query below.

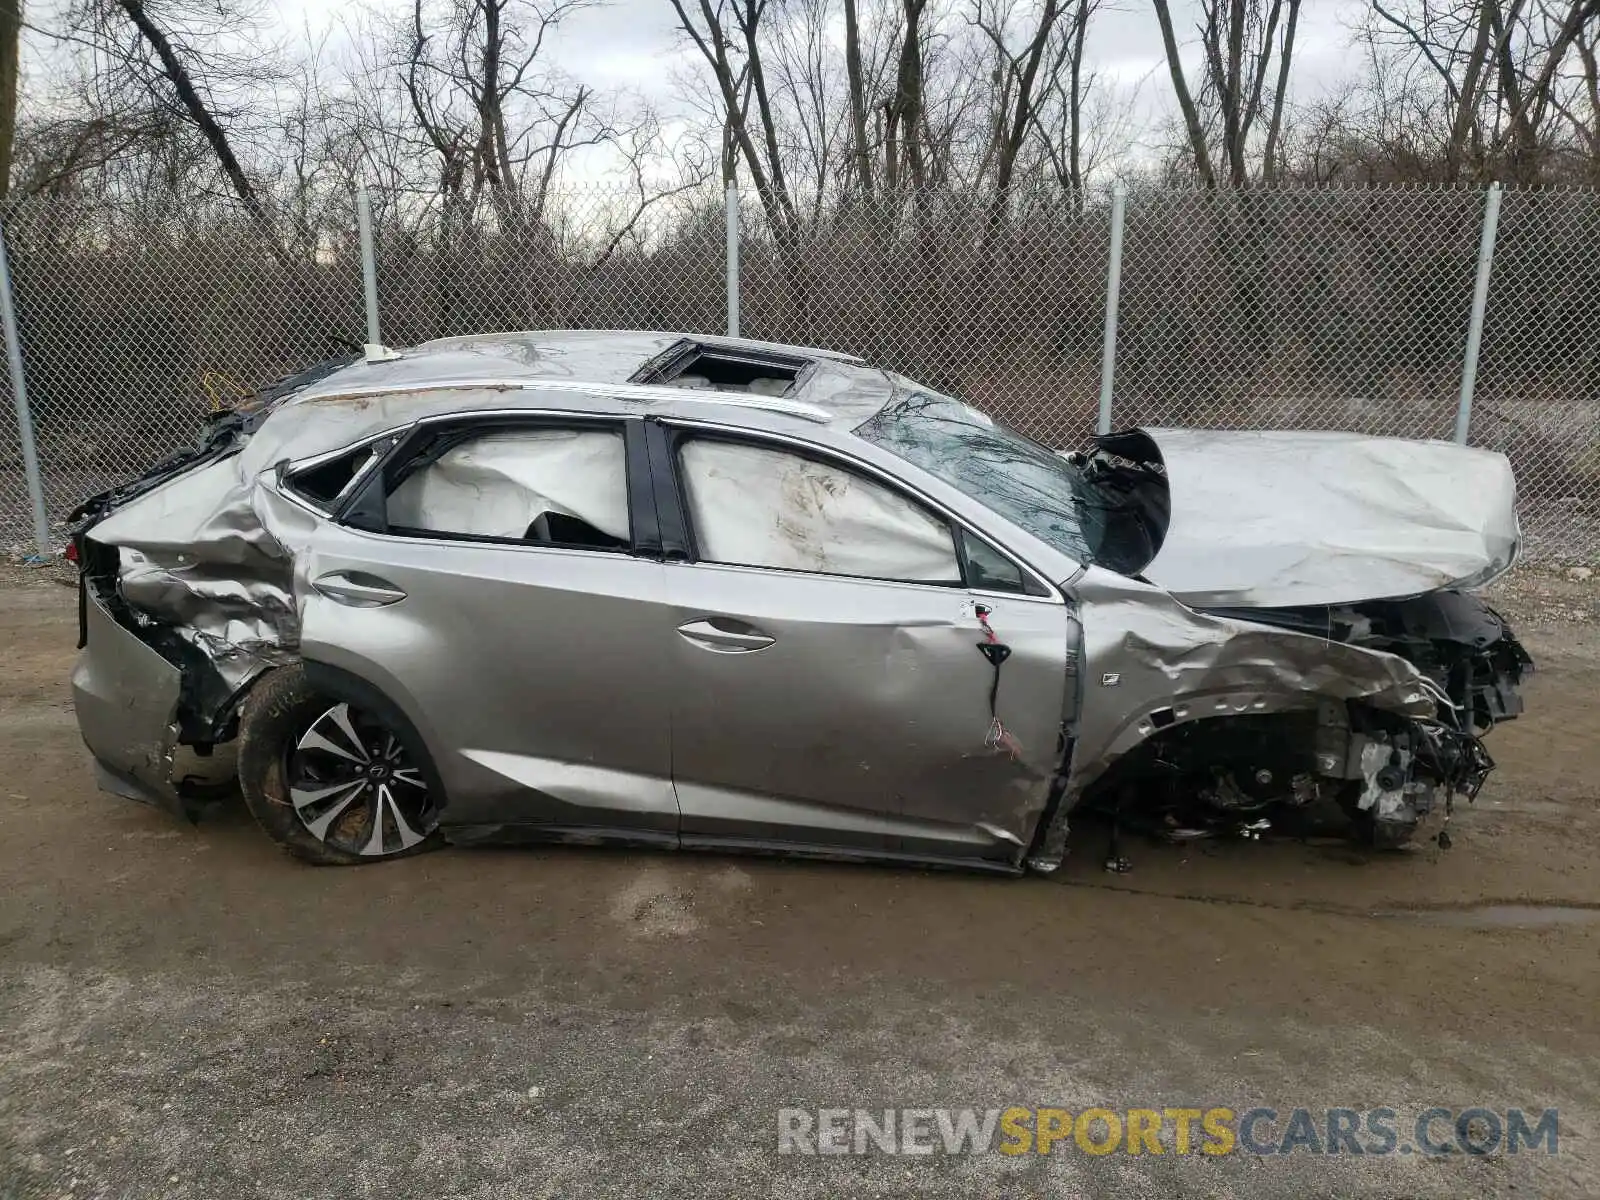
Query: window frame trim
276,430,399,517
955,526,1051,599
315,410,660,558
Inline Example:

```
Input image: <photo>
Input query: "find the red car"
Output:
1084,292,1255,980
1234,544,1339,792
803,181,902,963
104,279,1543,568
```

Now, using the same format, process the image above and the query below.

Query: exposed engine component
1080,589,1528,849
1205,590,1532,733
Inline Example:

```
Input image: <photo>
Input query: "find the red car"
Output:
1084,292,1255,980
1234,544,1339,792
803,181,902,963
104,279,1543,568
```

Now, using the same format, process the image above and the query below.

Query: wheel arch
293,652,451,775
296,659,450,800
233,657,451,805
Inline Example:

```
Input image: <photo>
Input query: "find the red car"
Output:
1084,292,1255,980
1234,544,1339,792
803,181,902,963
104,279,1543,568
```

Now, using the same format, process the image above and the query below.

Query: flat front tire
238,665,445,865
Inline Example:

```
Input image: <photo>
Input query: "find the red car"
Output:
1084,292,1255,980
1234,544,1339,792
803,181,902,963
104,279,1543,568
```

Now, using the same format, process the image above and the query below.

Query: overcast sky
535,0,1368,102
24,0,1376,177
399,0,1362,169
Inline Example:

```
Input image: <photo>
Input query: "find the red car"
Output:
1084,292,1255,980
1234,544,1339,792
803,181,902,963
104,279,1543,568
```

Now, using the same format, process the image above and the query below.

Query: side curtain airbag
387,430,629,541
680,440,960,582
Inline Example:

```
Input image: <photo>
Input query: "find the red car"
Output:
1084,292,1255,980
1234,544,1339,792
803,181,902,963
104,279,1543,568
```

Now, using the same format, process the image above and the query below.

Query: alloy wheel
285,702,439,856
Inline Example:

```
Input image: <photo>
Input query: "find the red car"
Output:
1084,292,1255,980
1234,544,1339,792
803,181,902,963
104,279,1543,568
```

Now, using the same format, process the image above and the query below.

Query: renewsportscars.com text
777,1106,1559,1157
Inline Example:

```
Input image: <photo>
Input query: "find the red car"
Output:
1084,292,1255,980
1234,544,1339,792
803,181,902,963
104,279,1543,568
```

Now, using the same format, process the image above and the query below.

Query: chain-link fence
0,197,364,555
2,183,1597,562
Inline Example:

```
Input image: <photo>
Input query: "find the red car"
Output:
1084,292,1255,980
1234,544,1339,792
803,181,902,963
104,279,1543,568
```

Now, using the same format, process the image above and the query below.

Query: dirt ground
1,564,1597,1198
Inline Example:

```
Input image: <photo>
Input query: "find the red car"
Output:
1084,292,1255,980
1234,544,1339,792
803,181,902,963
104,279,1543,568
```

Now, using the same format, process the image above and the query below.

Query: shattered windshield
857,392,1106,570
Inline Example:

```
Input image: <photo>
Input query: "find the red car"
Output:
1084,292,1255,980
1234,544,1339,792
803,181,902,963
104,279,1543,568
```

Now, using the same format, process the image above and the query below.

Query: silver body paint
70,593,185,814
69,331,1528,869
1139,427,1521,608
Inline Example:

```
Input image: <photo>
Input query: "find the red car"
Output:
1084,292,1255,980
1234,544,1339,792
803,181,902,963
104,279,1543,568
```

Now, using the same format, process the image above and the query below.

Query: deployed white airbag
387,430,629,542
681,440,960,581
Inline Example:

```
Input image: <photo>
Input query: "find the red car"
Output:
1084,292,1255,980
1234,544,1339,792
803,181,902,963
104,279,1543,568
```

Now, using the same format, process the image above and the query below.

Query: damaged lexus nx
69,331,1532,870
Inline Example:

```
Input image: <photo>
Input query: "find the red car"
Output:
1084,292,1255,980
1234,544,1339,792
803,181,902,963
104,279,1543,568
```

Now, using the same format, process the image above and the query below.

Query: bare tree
971,0,1065,201
1152,0,1217,185
116,0,276,229
1152,0,1302,186
969,0,1102,205
1259,0,1298,179
23,0,298,246
1570,12,1600,169
1057,0,1096,194
1364,0,1600,183
881,0,926,188
843,0,876,192
0,0,20,197
667,0,805,235
390,0,611,233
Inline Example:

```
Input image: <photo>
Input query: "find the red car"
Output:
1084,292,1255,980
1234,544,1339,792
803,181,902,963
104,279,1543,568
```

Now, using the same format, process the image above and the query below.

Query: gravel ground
0,564,1597,1198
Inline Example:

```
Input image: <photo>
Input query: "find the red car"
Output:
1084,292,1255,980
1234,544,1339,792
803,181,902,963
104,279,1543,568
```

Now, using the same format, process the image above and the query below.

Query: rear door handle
312,571,407,608
676,618,775,653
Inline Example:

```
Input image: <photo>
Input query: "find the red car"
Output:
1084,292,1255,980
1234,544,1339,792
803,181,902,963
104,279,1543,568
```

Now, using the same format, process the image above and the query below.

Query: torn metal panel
118,549,295,652
1203,590,1534,736
1027,564,1518,863
78,453,314,739
91,457,295,598
1063,565,1438,802
70,592,184,815
1137,428,1521,607
88,458,302,690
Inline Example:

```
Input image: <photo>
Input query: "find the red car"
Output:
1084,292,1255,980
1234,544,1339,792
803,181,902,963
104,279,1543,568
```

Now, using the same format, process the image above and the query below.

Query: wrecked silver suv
69,332,1531,869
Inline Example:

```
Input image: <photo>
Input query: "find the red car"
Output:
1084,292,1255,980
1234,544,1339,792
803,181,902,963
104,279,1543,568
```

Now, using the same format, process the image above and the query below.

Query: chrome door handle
312,571,407,608
676,618,775,653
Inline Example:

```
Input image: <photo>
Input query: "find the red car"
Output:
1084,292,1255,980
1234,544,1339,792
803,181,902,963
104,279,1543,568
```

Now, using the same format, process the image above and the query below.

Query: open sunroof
631,339,812,396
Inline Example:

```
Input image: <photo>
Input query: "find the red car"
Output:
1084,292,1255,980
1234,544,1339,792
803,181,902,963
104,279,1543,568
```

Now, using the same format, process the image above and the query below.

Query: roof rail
293,377,836,423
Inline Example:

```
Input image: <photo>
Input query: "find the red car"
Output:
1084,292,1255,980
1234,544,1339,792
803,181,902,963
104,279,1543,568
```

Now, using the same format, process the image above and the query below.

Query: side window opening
958,528,1045,596
284,445,376,508
677,438,962,584
384,427,630,550
633,340,808,397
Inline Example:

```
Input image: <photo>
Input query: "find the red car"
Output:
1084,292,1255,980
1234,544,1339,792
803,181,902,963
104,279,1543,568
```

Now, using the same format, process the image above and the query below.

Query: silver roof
254,331,904,465
289,332,874,406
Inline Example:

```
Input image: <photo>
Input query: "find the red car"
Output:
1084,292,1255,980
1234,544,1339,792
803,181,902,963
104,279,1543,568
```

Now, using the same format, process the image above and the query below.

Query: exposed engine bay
1063,429,1533,854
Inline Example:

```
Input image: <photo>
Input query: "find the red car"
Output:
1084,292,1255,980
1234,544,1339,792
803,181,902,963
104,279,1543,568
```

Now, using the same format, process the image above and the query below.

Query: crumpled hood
1137,428,1521,608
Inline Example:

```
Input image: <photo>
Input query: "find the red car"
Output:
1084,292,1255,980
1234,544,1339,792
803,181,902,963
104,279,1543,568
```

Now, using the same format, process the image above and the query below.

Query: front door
656,428,1074,866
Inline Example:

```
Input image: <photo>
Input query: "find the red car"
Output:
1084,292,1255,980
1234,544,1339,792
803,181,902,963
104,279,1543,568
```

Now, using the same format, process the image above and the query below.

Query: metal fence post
725,183,741,339
1455,182,1502,444
1096,181,1128,435
356,188,382,347
0,220,50,558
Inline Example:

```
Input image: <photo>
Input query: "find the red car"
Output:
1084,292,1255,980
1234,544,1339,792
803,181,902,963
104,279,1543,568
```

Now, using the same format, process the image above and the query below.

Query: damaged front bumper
1028,567,1532,868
